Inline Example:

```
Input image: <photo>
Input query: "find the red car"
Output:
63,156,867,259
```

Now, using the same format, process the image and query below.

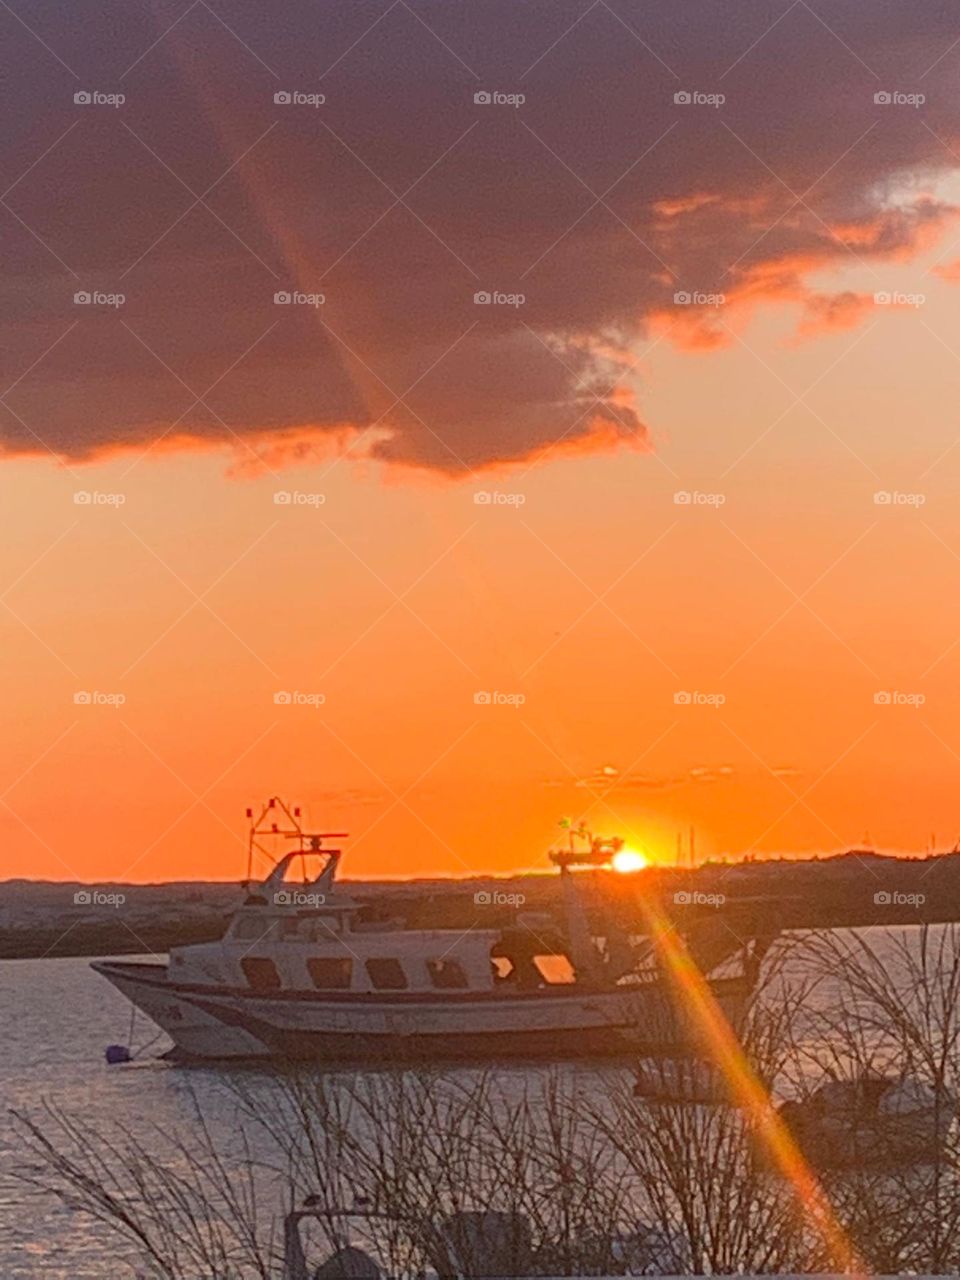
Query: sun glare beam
629,887,863,1273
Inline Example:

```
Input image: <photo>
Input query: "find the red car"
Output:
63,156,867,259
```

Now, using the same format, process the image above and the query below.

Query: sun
611,847,647,873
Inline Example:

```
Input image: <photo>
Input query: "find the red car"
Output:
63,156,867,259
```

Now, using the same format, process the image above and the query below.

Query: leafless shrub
788,924,960,1092
231,1068,647,1276
15,929,960,1276
776,925,960,1274
581,959,825,1276
11,1094,281,1279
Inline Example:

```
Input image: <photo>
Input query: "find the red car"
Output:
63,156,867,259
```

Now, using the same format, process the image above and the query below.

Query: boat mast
551,821,624,985
244,796,304,883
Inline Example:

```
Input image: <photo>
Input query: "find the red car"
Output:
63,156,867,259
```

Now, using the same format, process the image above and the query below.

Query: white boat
92,800,764,1064
778,1074,958,1169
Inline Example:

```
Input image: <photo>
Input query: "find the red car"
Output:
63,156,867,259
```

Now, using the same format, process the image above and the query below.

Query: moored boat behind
93,799,769,1064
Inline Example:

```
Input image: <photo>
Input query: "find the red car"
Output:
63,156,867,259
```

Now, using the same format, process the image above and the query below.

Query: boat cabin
172,907,579,996
170,842,581,997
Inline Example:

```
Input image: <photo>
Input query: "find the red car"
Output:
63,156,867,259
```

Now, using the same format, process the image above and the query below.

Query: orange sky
5,0,960,882
6,244,960,881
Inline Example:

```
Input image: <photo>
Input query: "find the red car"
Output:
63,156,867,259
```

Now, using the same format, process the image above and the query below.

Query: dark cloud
2,0,959,472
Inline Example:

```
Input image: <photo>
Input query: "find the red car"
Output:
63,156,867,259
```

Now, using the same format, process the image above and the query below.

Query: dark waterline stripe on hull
185,994,660,1063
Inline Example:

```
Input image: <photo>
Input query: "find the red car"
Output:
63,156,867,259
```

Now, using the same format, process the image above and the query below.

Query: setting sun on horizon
611,848,649,874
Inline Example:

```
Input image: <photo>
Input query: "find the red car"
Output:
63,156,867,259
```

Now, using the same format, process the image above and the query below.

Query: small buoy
105,1044,132,1065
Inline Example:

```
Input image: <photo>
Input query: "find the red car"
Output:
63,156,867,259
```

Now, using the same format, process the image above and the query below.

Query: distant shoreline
4,850,960,960
0,846,946,891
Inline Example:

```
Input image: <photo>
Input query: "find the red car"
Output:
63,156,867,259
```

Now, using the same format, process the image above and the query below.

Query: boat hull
92,961,267,1059
93,960,752,1064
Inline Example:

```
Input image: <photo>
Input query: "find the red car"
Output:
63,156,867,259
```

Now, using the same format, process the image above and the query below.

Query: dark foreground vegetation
11,925,960,1277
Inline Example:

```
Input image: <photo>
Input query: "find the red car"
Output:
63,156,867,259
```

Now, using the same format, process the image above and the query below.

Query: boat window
240,957,282,991
365,958,408,990
426,958,469,989
307,957,353,990
533,954,576,985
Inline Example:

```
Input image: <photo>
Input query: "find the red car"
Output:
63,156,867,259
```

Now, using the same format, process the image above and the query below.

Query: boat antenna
283,829,350,884
558,816,589,853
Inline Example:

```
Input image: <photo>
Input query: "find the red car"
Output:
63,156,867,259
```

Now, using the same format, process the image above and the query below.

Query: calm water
0,956,623,1278
0,956,329,1278
0,957,181,1277
0,930,935,1278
